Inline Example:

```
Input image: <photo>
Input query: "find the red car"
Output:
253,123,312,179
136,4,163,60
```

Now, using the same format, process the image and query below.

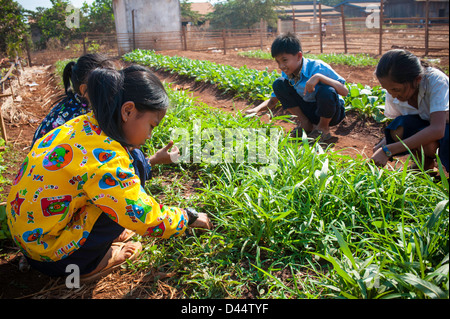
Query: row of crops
122,48,450,299
123,50,387,123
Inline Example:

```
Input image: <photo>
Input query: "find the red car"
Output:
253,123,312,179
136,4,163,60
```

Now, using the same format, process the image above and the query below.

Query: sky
17,0,94,11
16,0,221,12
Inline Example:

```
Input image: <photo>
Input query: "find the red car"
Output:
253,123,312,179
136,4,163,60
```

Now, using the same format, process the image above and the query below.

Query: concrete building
112,0,182,54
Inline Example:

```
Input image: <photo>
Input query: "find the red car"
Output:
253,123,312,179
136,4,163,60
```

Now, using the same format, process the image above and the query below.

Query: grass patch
238,50,379,67
136,83,449,299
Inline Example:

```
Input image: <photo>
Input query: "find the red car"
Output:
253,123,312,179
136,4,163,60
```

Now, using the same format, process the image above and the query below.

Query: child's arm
371,111,447,166
245,96,279,114
304,74,349,97
86,152,203,238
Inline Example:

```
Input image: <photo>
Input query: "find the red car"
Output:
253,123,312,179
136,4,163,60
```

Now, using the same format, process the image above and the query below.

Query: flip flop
308,129,332,142
80,241,142,282
113,229,135,243
290,125,311,138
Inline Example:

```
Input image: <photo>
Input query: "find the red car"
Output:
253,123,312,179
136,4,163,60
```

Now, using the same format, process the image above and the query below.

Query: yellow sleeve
83,149,189,239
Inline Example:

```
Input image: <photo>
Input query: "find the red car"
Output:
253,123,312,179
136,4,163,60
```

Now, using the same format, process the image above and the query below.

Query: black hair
375,49,429,84
87,64,169,146
271,32,302,58
62,53,114,96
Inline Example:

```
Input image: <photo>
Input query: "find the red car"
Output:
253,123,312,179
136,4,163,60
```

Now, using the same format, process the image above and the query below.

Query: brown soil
0,48,436,299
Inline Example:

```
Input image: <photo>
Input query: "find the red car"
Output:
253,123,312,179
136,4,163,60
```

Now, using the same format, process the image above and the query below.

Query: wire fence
65,19,447,60
20,4,449,62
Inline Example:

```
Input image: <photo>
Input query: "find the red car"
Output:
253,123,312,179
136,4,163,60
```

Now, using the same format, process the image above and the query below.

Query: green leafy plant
0,138,10,240
346,83,387,122
0,204,9,240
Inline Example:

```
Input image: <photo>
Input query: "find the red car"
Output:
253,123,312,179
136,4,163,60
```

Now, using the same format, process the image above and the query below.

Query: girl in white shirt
372,49,449,173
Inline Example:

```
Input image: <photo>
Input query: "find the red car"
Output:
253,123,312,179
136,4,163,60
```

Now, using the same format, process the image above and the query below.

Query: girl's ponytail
62,61,76,95
87,68,128,145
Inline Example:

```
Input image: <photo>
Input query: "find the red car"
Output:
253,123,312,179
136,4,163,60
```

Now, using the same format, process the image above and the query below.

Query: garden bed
0,49,448,300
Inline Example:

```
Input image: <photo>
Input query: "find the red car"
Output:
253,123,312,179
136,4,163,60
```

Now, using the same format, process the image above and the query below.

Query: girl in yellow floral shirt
6,65,212,279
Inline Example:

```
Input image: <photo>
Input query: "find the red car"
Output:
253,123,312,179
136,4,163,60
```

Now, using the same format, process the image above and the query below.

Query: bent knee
272,77,287,93
315,85,339,103
390,126,404,141
422,141,440,157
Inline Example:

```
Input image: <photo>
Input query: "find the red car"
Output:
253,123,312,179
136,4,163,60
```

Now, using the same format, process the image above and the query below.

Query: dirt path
0,49,387,299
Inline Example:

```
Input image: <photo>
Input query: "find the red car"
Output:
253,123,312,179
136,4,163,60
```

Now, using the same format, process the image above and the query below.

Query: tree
0,0,27,56
180,0,202,25
208,0,288,30
80,0,115,33
27,0,83,49
26,0,115,49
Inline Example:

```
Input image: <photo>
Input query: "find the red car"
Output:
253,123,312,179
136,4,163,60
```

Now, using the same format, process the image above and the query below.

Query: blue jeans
272,78,345,126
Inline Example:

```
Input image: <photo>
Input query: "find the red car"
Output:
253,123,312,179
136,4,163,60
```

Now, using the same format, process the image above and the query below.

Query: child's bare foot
245,105,266,114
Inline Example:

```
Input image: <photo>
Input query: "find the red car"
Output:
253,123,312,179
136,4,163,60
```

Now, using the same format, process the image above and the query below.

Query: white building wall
113,0,182,54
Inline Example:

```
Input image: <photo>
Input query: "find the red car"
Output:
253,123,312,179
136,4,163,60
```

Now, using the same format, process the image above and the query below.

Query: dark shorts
26,213,124,277
385,114,449,171
272,77,346,126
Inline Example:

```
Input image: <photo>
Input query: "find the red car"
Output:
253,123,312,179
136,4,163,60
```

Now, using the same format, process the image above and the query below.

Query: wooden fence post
340,5,348,54
425,0,430,56
319,2,323,53
132,10,136,51
24,35,32,67
260,18,264,51
0,110,7,144
379,0,384,55
222,29,227,55
182,26,187,51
